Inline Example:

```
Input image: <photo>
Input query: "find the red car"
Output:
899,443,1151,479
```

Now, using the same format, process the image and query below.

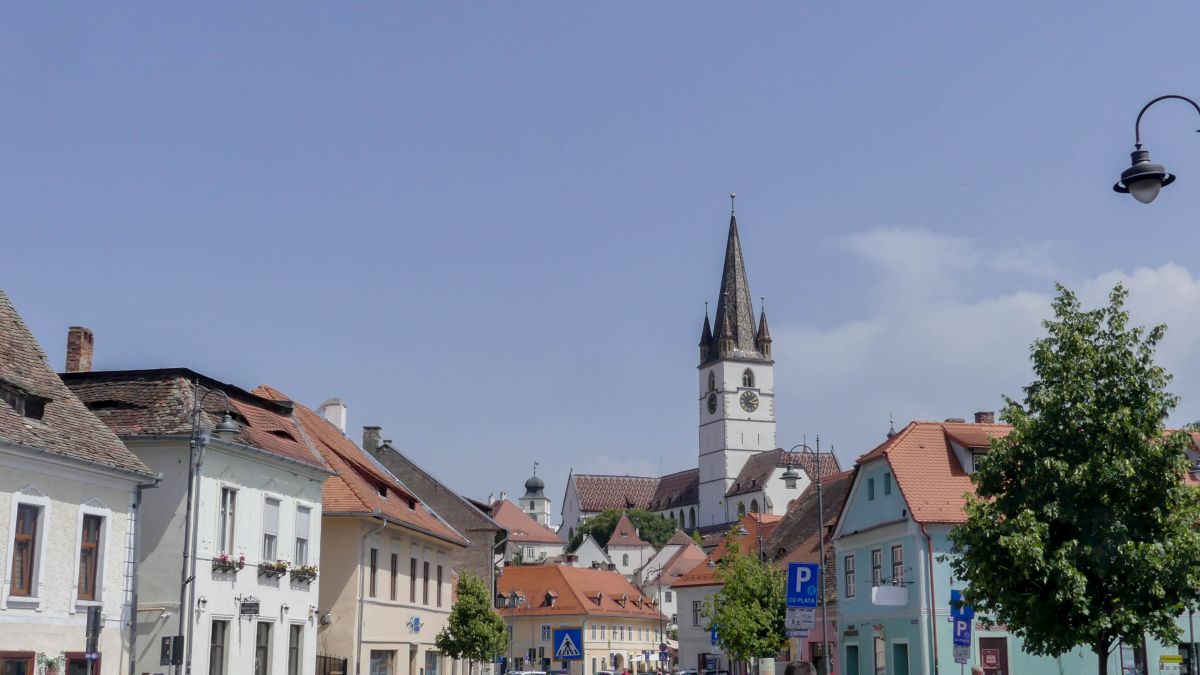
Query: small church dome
523,473,545,498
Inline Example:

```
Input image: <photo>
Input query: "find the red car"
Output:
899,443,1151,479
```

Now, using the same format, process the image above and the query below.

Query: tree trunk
1095,638,1110,675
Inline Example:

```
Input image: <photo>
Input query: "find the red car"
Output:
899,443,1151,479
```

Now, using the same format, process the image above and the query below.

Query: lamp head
1114,148,1175,203
213,411,240,440
780,464,800,489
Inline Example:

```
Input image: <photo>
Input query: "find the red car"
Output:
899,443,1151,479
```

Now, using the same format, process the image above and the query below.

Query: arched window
708,371,716,392
738,501,746,517
568,528,574,540
742,369,755,388
751,499,760,514
622,554,630,566
688,507,696,529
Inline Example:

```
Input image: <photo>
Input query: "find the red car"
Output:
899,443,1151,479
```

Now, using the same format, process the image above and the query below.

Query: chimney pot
65,326,94,373
319,398,347,433
363,426,382,454
974,411,996,424
499,491,508,503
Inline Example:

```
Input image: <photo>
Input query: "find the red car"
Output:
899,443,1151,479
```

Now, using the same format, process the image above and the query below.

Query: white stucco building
63,368,333,675
605,514,655,580
0,301,158,675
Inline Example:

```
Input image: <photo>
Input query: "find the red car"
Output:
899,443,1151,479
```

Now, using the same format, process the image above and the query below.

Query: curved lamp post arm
1133,94,1200,148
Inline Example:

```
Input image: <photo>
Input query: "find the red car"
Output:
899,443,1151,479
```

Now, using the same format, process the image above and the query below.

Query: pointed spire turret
699,303,713,362
755,299,772,359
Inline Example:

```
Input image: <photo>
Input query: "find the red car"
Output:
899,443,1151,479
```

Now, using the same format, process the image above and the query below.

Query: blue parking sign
786,563,820,608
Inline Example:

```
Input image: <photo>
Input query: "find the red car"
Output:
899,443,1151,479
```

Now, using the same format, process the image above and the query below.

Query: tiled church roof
726,447,841,497
573,474,660,512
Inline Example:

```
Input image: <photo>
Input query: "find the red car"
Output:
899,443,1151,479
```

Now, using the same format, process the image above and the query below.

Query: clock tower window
708,371,716,392
742,368,755,388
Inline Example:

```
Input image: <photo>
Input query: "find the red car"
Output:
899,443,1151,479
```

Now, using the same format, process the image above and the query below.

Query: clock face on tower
707,393,718,414
740,390,759,412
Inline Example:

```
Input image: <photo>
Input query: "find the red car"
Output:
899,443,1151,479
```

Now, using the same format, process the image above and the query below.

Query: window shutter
296,506,311,539
264,499,280,537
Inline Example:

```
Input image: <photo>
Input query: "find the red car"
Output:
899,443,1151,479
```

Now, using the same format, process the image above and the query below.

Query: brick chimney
363,426,382,454
65,326,94,373
974,411,995,424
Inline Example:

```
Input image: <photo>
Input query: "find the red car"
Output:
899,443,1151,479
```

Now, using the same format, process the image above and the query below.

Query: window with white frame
844,554,856,598
890,544,904,585
9,501,45,597
692,600,702,626
77,513,104,601
590,624,597,640
294,506,311,565
541,625,551,641
665,590,672,602
871,549,882,586
218,487,237,553
262,497,280,561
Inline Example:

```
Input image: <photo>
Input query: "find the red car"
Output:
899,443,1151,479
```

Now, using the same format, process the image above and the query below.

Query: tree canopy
435,573,508,673
564,508,677,552
703,536,786,663
949,284,1200,672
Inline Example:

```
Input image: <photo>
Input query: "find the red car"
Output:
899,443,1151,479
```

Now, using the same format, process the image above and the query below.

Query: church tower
696,200,776,527
521,462,552,527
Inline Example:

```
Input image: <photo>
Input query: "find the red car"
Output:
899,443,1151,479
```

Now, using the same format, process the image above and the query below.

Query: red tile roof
573,474,659,512
651,535,707,587
762,470,853,600
498,564,665,619
608,512,649,547
726,448,841,497
491,499,564,544
0,291,153,478
672,513,782,588
256,385,468,547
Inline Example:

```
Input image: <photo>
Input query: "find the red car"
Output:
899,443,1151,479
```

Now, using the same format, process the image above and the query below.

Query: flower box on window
258,560,290,578
290,564,319,584
212,552,246,574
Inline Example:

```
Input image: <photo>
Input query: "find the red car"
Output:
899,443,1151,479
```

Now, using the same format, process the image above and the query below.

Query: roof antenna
533,461,538,477
730,192,736,215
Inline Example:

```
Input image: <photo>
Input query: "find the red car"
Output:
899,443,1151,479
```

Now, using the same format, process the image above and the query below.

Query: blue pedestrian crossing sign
786,563,820,608
552,628,583,661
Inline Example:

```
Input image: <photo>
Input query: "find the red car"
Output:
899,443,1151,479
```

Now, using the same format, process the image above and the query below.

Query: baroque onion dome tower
521,462,552,527
696,198,776,527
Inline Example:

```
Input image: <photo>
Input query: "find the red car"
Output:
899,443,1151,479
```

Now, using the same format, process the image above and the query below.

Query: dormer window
377,485,387,498
545,591,558,607
0,381,48,421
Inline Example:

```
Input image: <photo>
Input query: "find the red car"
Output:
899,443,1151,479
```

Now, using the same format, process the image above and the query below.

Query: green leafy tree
702,537,786,667
565,509,677,552
435,573,509,674
949,284,1200,674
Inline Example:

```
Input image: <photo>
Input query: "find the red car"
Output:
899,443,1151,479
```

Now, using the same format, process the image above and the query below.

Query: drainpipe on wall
356,512,387,675
921,525,939,675
130,477,160,675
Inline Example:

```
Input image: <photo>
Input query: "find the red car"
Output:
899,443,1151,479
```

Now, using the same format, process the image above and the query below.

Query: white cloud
775,229,1200,464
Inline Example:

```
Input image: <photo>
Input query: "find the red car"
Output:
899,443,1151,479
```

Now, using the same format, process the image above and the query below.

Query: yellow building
497,565,667,675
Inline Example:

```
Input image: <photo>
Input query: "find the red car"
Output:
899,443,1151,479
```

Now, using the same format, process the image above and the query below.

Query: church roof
1,291,153,478
650,467,699,510
726,448,842,498
572,473,659,512
702,214,767,365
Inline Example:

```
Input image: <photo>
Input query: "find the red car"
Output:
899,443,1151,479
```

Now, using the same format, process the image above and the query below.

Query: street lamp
781,437,832,675
643,565,668,672
1113,94,1200,203
178,383,239,675
735,524,763,562
502,592,524,673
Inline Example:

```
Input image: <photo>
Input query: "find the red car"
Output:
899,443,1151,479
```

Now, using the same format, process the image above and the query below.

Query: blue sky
6,3,1200,507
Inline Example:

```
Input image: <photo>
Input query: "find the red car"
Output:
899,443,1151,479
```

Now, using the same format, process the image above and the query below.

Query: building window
369,651,393,675
742,369,754,388
665,590,672,602
599,624,605,639
844,555,856,598
77,514,103,600
254,623,272,675
287,625,302,675
218,488,237,553
622,554,629,566
750,499,760,514
209,620,229,675
689,508,696,529
867,479,875,501
410,557,418,602
437,565,444,607
423,561,430,604
294,506,311,565
0,654,34,675
737,502,746,517
890,545,904,585
883,473,892,496
871,549,882,587
10,503,41,596
262,498,280,561
590,625,597,640
368,548,378,598
425,652,440,675
541,625,552,641
390,554,399,601
692,601,702,626
618,626,624,640
708,371,716,392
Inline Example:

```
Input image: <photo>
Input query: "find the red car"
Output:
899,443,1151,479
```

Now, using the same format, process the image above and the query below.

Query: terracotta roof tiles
491,499,564,545
573,474,659,512
498,565,665,620
726,448,840,498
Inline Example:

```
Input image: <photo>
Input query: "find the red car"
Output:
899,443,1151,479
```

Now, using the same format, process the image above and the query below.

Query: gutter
323,512,469,549
922,524,940,675
356,512,387,675
0,437,157,482
120,434,334,477
129,475,162,675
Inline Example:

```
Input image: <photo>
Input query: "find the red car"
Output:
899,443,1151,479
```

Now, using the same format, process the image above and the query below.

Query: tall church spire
705,210,765,363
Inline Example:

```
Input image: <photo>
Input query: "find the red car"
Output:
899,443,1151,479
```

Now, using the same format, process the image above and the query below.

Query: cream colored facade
0,440,148,675
316,517,463,675
504,615,665,675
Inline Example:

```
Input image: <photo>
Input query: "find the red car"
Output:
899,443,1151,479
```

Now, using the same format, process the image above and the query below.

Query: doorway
978,637,1009,675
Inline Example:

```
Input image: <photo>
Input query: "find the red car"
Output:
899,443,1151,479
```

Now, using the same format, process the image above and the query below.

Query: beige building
0,299,157,675
265,390,470,675
496,565,666,675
